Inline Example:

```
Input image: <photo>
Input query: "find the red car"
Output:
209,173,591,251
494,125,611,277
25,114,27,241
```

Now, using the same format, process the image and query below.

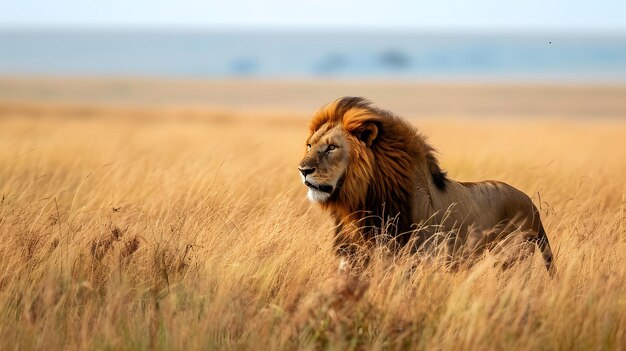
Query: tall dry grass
0,103,625,350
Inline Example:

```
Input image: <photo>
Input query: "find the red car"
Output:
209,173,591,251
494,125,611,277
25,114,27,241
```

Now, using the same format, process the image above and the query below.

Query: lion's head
297,122,350,202
297,97,379,203
298,97,448,230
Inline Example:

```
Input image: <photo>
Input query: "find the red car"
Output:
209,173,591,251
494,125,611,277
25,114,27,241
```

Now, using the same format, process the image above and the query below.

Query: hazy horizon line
1,24,625,36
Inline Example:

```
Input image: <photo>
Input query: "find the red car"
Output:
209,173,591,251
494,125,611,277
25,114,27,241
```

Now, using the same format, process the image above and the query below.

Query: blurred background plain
1,0,626,82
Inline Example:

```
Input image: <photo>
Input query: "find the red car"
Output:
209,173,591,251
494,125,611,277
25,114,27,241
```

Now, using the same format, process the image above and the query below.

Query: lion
298,97,554,274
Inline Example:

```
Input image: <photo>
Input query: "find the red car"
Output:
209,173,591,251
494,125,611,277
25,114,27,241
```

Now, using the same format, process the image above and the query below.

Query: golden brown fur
298,97,554,273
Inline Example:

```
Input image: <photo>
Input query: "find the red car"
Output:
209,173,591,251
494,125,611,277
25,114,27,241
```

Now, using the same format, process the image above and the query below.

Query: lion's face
298,124,351,202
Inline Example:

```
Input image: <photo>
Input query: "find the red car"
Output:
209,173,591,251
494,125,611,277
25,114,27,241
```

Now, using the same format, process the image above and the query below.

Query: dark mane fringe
425,147,448,191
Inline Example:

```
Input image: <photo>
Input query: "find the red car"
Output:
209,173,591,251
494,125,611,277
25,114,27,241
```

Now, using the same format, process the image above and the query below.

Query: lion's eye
328,145,336,151
307,144,311,150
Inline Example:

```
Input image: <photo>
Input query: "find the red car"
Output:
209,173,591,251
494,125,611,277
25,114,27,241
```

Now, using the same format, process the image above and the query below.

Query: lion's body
298,97,554,272
415,179,553,268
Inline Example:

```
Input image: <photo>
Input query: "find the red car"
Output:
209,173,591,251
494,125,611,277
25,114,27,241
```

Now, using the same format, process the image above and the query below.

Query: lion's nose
298,166,315,177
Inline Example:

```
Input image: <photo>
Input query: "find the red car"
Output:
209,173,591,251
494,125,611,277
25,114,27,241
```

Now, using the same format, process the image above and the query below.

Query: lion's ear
355,122,378,147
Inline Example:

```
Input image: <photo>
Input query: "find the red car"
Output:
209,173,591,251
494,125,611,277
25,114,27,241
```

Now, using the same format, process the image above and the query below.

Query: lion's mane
308,97,447,251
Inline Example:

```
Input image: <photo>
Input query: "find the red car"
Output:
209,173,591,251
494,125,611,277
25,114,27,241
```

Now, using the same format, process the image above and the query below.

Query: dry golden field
0,81,625,350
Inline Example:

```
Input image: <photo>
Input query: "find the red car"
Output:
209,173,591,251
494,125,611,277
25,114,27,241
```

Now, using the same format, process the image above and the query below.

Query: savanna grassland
0,80,625,350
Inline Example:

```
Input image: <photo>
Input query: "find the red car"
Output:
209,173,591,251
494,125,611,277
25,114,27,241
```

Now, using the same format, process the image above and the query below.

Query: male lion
298,97,554,274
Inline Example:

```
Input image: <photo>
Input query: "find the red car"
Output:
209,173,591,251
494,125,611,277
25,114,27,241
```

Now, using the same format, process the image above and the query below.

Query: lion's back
444,179,539,231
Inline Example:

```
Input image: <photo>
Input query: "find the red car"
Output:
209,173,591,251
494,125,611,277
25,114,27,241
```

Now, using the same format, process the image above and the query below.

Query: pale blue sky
1,0,625,31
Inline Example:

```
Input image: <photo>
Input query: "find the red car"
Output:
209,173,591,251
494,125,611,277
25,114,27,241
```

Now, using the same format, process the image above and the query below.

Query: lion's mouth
304,181,333,193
